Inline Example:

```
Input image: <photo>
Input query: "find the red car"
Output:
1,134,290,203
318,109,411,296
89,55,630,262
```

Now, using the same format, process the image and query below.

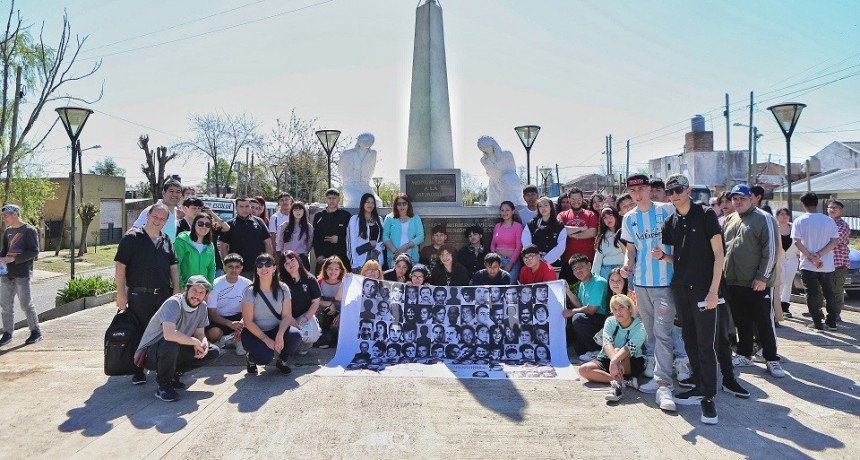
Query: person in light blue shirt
133,179,182,241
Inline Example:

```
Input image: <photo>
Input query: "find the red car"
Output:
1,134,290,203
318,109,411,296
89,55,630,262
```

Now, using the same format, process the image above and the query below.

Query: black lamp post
767,103,806,217
514,125,541,184
315,129,341,189
55,106,93,279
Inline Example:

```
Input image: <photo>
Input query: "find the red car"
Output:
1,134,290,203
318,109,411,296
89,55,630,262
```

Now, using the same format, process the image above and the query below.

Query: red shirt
834,218,850,269
557,208,598,262
519,260,557,284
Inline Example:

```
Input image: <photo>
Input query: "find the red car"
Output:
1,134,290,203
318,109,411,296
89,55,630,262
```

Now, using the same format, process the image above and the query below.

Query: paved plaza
0,301,857,459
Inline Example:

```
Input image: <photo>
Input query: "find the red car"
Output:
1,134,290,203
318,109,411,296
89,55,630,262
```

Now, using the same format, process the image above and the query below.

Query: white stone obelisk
406,0,454,170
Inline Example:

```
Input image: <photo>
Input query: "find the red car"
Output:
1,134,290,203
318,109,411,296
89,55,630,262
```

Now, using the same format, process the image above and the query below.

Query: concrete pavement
0,301,858,459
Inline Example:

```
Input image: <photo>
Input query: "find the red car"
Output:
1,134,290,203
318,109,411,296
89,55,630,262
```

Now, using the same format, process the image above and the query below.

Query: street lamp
315,129,341,189
55,106,94,279
767,103,806,217
372,176,383,203
734,123,762,183
514,125,541,184
539,167,552,196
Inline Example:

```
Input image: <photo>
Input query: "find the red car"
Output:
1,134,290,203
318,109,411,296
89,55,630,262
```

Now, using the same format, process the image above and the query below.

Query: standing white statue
478,136,526,207
339,133,381,208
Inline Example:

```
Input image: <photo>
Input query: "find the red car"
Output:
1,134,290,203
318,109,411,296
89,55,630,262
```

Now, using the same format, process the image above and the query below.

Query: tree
178,112,262,198
1,1,102,199
89,157,125,176
76,201,98,256
138,134,178,202
203,159,237,196
461,171,487,206
6,159,56,225
130,180,152,199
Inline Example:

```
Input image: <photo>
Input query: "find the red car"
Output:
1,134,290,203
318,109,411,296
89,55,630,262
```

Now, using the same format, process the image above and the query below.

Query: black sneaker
172,377,187,390
24,330,42,344
131,371,147,385
0,331,11,346
701,398,718,424
825,322,838,331
722,379,750,399
275,358,292,375
604,380,622,402
246,357,258,375
155,386,179,402
678,377,696,389
673,388,704,406
806,322,824,331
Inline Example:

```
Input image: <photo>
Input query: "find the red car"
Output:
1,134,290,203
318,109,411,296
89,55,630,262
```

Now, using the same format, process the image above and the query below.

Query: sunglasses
665,187,687,196
256,260,274,268
196,221,212,228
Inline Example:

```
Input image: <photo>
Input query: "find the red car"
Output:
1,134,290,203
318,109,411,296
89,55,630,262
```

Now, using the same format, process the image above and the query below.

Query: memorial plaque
404,173,457,203
418,215,497,249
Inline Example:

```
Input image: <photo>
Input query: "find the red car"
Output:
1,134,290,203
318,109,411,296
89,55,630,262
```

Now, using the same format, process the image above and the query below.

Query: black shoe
801,312,812,318
24,330,42,344
0,332,11,346
701,398,718,425
246,357,258,375
172,376,187,390
673,388,704,406
806,322,824,331
783,311,793,319
825,322,838,331
275,358,292,375
131,371,147,385
678,377,696,389
155,386,179,402
722,379,750,399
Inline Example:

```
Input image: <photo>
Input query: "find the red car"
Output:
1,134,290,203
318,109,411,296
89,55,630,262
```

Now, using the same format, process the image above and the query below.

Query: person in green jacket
174,213,216,288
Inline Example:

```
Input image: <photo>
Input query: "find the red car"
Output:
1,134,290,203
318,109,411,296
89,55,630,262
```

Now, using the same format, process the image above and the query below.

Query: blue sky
17,0,860,190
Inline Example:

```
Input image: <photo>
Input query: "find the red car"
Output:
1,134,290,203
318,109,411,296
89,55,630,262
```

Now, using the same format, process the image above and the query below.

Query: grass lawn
36,244,119,275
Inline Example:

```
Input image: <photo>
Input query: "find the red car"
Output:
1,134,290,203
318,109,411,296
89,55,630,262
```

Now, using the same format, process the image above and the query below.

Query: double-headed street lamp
55,106,94,279
767,103,806,217
315,129,341,189
514,125,541,184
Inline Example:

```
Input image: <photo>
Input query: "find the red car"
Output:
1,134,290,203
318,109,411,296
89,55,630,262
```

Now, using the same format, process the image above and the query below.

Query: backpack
104,311,141,376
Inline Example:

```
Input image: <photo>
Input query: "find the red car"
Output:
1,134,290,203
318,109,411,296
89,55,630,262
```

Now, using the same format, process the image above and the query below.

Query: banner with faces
320,275,578,379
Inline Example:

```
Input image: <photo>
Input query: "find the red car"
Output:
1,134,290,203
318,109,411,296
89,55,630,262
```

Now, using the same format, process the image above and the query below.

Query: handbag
259,292,282,320
356,241,374,255
104,311,142,376
299,316,322,344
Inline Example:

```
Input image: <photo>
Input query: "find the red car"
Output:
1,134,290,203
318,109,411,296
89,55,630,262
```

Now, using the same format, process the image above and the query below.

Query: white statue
478,136,526,207
339,133,381,208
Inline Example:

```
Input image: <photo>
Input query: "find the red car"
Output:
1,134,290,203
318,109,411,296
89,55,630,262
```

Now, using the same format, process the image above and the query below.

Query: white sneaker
578,351,599,362
656,386,676,411
673,357,692,382
234,339,246,356
605,380,623,402
297,342,312,355
623,377,639,391
732,355,754,367
767,361,786,378
638,378,660,394
752,345,766,363
643,356,656,378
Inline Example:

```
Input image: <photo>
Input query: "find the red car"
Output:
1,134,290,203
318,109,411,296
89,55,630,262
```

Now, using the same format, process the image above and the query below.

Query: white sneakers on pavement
643,356,656,378
673,357,692,382
656,386,676,411
767,361,786,378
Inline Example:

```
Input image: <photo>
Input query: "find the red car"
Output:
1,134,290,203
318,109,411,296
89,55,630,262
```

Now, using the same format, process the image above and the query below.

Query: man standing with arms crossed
313,188,352,273
794,192,841,331
220,198,272,280
619,174,676,412
115,204,180,384
660,174,749,425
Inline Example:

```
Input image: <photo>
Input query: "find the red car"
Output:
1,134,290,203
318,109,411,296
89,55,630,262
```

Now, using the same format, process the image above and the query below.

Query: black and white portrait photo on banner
320,275,577,379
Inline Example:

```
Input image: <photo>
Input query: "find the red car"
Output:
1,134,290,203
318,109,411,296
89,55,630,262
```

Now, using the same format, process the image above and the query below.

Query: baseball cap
728,184,752,198
185,275,213,292
410,264,429,277
1,204,20,214
664,174,690,191
626,174,650,187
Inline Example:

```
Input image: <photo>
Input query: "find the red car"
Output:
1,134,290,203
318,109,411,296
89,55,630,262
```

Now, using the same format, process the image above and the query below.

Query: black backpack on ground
104,311,141,376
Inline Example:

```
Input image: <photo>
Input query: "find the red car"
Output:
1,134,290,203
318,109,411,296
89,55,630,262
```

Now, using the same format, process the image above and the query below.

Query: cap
521,244,541,257
828,199,844,209
664,174,690,191
728,184,752,198
185,275,213,292
410,264,429,277
1,204,20,214
626,174,650,187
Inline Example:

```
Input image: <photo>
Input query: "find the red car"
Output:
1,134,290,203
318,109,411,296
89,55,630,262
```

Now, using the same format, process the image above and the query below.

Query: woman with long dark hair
240,253,302,375
347,193,384,273
174,213,216,287
429,244,471,286
522,196,566,274
276,201,314,270
489,200,523,282
382,192,424,269
281,250,322,353
316,256,346,348
592,206,625,279
384,253,413,282
251,196,270,227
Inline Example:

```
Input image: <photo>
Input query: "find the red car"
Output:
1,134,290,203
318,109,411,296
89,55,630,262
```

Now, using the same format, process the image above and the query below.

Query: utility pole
244,146,250,197
626,139,630,180
724,93,731,190
250,148,255,195
4,67,22,199
608,134,614,194
555,163,560,196
748,91,754,184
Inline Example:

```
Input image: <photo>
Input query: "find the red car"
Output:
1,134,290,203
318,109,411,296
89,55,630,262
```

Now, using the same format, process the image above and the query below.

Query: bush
57,276,117,304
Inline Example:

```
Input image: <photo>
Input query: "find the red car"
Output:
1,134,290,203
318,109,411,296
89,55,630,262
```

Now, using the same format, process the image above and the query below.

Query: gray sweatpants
1,276,39,333
636,286,676,387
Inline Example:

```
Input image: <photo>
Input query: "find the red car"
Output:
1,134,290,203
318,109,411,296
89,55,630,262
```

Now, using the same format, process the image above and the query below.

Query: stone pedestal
400,169,462,207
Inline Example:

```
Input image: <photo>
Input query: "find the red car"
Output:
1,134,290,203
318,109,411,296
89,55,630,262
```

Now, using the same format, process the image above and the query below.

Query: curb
14,291,117,330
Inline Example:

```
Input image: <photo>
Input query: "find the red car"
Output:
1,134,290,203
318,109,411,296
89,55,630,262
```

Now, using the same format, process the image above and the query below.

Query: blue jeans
500,256,521,284
241,327,303,365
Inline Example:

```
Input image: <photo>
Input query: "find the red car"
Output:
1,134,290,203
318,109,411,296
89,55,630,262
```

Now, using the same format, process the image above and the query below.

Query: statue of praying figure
339,133,381,208
478,136,526,207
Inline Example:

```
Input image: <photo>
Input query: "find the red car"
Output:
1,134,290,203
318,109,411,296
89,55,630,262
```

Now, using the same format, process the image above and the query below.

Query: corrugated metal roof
843,142,860,153
773,168,860,194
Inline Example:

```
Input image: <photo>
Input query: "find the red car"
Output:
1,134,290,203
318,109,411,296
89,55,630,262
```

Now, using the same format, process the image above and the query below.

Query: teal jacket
174,231,216,288
382,214,424,267
722,207,779,287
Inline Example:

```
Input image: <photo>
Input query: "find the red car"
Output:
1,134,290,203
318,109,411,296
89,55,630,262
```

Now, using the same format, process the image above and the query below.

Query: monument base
412,205,499,249
400,169,462,207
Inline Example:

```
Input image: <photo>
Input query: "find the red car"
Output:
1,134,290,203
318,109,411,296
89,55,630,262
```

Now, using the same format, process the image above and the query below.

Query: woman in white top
776,208,801,318
347,193,384,273
382,192,424,269
592,206,625,279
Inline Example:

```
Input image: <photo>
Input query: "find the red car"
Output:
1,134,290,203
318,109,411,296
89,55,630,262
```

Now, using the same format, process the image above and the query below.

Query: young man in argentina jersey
620,174,677,412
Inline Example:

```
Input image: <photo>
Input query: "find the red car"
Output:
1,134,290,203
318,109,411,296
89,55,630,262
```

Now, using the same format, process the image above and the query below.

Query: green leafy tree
89,157,125,177
7,161,57,225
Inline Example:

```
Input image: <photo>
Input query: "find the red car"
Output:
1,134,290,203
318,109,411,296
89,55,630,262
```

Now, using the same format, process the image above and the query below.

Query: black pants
727,285,779,362
128,290,171,375
801,270,839,326
571,313,607,355
144,338,220,387
672,285,734,398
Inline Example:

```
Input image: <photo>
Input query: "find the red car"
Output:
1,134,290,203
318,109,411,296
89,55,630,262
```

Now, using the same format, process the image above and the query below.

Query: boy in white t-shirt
205,253,252,354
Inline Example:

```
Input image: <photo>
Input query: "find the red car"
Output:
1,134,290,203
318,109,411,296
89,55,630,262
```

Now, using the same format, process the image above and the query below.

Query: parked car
793,247,860,297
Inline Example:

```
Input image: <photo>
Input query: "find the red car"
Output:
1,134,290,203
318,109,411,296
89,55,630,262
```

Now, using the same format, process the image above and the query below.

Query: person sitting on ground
316,256,346,349
281,250,322,355
578,294,646,403
384,253,413,282
518,244,558,284
360,260,384,280
134,276,221,402
205,253,251,355
409,264,430,286
430,244,472,286
562,254,609,362
457,225,488,279
470,252,512,286
241,253,303,375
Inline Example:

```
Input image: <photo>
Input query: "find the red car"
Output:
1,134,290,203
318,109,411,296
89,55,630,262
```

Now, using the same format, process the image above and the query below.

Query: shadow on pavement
228,368,300,413
776,358,860,417
455,378,527,421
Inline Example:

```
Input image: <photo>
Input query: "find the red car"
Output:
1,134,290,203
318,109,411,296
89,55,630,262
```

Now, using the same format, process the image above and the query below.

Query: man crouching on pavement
133,276,221,402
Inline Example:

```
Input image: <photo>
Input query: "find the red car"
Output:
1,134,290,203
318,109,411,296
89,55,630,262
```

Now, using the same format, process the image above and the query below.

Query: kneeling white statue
339,133,381,208
478,136,526,207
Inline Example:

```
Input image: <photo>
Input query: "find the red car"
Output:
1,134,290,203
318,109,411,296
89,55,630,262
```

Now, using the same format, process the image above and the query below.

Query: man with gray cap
0,204,41,346
134,275,220,402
